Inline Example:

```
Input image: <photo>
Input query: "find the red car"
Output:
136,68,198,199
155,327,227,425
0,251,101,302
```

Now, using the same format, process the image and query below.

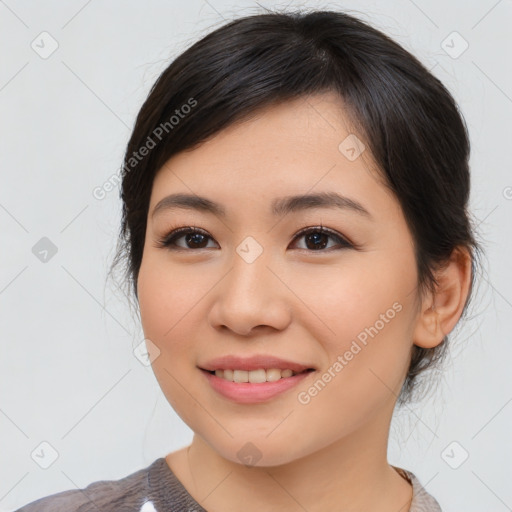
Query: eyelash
155,224,354,252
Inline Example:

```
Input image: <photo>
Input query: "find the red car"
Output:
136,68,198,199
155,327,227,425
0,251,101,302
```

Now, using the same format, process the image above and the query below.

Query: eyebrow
151,192,373,220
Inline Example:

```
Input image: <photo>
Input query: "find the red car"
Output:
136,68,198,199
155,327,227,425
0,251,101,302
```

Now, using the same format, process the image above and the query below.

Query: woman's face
137,93,422,466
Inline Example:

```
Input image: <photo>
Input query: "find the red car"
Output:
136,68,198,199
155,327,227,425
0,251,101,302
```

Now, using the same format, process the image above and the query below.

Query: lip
200,368,314,404
199,355,315,373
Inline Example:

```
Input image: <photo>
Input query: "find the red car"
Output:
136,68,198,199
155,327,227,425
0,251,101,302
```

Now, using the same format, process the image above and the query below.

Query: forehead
149,94,394,218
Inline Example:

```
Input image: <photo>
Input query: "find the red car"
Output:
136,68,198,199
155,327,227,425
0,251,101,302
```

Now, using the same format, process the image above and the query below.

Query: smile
210,368,307,383
200,368,315,404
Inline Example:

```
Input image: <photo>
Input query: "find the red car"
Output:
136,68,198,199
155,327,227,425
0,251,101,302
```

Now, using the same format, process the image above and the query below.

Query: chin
206,434,308,468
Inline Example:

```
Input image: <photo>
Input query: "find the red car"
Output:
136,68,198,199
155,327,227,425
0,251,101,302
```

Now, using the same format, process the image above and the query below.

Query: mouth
198,354,317,403
199,361,316,403
203,368,315,383
199,354,316,374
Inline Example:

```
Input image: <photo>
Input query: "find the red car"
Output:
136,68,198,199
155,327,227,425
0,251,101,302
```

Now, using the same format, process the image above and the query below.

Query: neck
168,407,413,512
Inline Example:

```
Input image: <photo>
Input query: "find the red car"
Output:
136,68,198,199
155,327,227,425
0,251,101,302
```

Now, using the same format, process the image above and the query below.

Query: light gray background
1,0,511,510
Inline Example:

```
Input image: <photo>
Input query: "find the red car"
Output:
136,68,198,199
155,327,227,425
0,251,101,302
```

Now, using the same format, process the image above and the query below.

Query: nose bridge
210,237,291,334
227,238,273,303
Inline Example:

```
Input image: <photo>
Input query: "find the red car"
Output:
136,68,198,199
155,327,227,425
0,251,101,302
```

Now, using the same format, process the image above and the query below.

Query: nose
208,249,292,337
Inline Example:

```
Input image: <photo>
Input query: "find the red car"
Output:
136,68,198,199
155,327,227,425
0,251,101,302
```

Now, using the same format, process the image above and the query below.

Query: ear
413,246,472,349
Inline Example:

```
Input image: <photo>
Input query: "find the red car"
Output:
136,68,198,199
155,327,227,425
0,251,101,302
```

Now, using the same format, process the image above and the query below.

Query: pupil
187,233,207,248
307,232,327,250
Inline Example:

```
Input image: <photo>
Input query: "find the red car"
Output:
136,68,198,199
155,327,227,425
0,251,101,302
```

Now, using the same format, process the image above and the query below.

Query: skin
137,93,472,511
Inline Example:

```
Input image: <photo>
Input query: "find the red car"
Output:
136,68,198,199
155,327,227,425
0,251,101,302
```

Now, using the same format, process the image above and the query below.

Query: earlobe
413,247,472,349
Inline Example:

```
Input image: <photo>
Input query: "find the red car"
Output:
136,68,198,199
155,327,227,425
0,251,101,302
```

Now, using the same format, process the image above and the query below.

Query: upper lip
199,355,315,373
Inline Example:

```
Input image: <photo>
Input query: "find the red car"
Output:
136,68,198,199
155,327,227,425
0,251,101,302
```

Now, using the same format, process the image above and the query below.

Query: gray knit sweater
14,458,442,511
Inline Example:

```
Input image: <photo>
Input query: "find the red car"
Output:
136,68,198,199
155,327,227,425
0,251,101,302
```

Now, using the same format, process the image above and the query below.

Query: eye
290,225,353,251
155,224,353,252
156,226,217,250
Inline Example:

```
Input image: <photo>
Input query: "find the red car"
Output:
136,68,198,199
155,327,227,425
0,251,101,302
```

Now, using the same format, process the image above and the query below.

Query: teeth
248,369,266,383
213,368,300,382
266,369,283,382
234,370,249,383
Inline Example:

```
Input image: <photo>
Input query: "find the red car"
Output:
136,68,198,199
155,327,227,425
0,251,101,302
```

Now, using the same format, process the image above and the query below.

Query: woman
16,8,480,512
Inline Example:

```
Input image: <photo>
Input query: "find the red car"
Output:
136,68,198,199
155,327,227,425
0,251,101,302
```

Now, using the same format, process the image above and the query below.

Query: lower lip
200,369,313,404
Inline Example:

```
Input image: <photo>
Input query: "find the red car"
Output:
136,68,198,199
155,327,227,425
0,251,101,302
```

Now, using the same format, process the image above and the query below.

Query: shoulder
13,459,161,512
394,466,443,512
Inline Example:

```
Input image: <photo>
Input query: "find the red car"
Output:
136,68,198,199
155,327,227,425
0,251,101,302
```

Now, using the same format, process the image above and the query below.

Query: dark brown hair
109,9,482,404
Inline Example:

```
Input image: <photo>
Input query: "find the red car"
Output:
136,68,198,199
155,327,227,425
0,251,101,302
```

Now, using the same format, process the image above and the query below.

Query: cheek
137,252,207,342
137,258,200,392
293,252,416,403
292,295,413,443
137,256,210,424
